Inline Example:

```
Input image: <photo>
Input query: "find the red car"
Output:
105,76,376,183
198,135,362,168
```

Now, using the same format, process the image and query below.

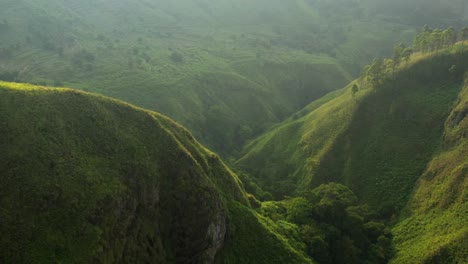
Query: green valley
0,0,467,263
0,0,425,156
237,42,468,262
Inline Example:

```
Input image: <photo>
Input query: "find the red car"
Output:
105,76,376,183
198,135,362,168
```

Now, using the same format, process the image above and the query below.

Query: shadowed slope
391,76,468,264
0,81,312,263
237,46,468,263
238,46,468,210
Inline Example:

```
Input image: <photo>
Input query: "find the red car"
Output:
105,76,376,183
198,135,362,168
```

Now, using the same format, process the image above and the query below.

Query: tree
366,58,384,85
304,183,358,223
413,25,434,53
401,48,413,64
443,28,457,47
287,197,313,225
422,24,432,34
392,43,405,70
461,27,468,41
287,183,395,264
351,84,359,96
429,29,443,51
413,32,429,52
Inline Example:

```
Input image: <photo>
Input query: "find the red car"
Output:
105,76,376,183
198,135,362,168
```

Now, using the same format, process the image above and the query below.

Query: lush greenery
391,75,468,264
238,38,468,207
237,37,468,263
217,201,313,264
284,183,394,264
0,81,312,263
1,1,467,263
0,0,432,156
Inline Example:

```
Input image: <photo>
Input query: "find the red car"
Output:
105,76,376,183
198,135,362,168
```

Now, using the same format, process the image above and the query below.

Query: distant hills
1,1,467,263
0,0,423,156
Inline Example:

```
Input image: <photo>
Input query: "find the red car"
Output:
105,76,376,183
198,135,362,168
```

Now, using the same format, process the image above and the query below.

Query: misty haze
0,0,467,263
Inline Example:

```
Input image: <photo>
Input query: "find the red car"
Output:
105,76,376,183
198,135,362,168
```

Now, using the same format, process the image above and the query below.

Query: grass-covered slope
0,0,423,156
135,58,351,156
391,76,468,264
237,82,369,199
238,46,468,211
0,81,312,263
238,45,468,262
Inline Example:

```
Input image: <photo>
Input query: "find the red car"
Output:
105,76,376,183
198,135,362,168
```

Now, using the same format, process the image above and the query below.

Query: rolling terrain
237,45,468,262
1,1,467,263
1,46,466,264
0,0,425,156
0,81,315,263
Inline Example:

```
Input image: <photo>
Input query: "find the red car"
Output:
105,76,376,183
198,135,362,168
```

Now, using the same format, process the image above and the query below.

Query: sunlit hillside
0,0,421,155
0,81,316,263
0,0,467,263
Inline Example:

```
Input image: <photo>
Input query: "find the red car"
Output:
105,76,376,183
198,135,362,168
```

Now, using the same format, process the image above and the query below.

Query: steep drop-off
0,81,312,263
238,47,468,209
237,46,468,262
391,76,468,264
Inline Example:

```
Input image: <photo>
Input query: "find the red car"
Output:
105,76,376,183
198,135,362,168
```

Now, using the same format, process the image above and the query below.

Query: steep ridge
312,51,468,210
0,81,312,263
238,45,468,209
237,82,366,199
391,76,468,263
237,45,468,263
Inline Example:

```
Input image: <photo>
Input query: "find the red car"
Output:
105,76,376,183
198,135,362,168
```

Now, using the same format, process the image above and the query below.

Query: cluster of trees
363,26,468,86
285,183,394,264
413,25,468,53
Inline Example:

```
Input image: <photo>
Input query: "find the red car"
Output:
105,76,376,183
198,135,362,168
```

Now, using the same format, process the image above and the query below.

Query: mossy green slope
391,76,468,264
313,53,467,210
237,81,369,199
238,46,468,262
238,46,468,209
0,81,312,263
136,60,351,156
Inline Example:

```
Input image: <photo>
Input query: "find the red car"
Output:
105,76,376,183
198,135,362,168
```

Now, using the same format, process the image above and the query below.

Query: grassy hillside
0,0,423,156
391,76,468,263
0,81,313,263
237,81,367,199
238,45,468,210
237,44,468,262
